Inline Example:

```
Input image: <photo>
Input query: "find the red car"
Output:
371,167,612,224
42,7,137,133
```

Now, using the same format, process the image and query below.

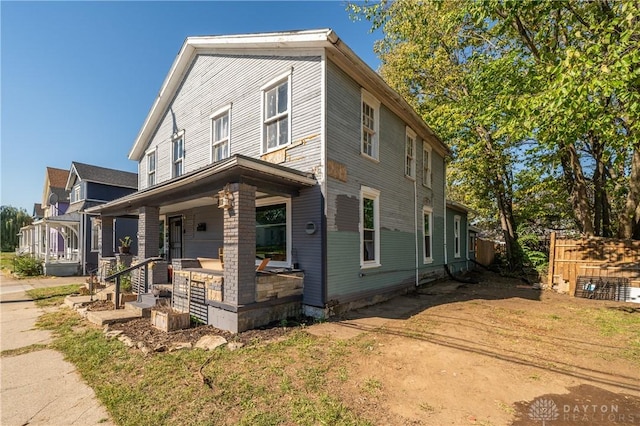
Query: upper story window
361,89,380,161
147,149,156,187
172,132,184,178
361,186,381,268
423,141,432,188
423,207,433,263
262,71,291,153
211,105,231,163
454,215,461,258
405,127,416,179
73,185,81,203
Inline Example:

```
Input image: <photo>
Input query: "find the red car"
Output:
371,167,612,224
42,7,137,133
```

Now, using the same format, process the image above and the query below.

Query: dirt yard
96,271,640,425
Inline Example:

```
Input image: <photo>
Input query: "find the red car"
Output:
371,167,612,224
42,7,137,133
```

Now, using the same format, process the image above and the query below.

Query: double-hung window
423,142,432,188
172,133,184,178
147,150,156,187
454,215,461,258
211,105,231,162
361,89,380,160
262,71,291,153
423,207,433,263
73,185,81,203
360,186,380,268
405,127,416,179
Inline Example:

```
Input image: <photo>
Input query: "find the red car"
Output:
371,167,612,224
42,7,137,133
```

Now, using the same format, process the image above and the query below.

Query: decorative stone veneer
255,271,304,302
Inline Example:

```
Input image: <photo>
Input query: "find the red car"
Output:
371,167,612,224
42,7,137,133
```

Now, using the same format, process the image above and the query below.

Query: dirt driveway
308,272,640,425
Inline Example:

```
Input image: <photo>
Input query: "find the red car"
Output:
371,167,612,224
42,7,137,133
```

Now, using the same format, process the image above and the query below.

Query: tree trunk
619,147,640,239
476,125,520,269
559,144,594,236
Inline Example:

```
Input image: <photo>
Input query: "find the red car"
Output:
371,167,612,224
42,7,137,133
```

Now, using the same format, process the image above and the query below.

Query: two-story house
19,162,139,276
19,167,73,275
92,29,472,332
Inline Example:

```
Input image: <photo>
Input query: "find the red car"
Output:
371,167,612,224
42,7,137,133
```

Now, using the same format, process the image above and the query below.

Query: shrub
13,254,43,276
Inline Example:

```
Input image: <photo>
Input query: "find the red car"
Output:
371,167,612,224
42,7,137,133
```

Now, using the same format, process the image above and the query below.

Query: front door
168,216,182,261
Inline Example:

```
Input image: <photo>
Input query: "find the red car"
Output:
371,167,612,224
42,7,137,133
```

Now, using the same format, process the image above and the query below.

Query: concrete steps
86,310,141,326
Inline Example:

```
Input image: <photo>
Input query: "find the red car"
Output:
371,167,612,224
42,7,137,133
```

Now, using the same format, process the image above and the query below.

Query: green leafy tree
1,206,32,252
350,0,640,241
350,0,529,269
467,0,640,238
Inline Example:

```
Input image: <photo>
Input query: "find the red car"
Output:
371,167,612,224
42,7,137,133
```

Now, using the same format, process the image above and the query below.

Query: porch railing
104,257,163,309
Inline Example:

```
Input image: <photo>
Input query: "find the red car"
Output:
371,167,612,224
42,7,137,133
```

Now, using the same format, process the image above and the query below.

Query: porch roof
39,212,82,226
87,154,317,217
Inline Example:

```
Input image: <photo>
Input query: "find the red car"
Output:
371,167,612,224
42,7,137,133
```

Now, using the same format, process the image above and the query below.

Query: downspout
443,162,448,266
414,179,419,286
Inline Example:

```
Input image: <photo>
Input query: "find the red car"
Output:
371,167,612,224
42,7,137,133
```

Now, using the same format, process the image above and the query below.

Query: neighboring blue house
19,163,138,276
93,29,474,332
65,162,139,274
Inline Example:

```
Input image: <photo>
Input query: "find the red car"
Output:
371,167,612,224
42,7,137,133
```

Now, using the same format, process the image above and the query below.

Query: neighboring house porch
91,155,318,332
18,213,81,276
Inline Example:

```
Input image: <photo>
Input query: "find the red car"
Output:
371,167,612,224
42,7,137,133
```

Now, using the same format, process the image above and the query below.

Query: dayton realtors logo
528,397,638,424
529,398,559,425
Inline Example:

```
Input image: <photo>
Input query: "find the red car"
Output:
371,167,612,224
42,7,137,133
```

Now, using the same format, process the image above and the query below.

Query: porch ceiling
88,155,317,217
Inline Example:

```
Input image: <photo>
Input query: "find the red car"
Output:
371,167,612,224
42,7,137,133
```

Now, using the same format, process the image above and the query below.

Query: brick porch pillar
99,216,114,257
138,206,160,259
223,183,256,305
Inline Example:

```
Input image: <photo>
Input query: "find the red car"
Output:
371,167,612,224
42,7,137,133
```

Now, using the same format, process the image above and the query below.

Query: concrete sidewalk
1,275,114,425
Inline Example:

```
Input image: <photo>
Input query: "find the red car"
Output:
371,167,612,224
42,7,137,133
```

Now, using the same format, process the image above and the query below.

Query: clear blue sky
1,1,381,212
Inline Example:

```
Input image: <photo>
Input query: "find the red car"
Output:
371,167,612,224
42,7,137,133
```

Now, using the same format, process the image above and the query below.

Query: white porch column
44,223,50,264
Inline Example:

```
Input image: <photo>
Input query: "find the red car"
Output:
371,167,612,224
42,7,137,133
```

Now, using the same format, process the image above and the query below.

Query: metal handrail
104,257,163,309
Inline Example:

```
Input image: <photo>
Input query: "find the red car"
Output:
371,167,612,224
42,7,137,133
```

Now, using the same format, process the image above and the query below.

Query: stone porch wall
256,271,304,302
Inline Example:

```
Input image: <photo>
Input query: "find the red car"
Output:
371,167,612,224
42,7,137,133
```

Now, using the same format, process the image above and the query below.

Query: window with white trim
211,105,231,162
147,150,156,187
423,207,433,263
423,142,432,188
454,215,461,258
262,73,290,153
361,89,380,160
90,219,100,252
469,233,476,253
405,127,416,179
256,197,291,267
360,186,380,267
73,185,81,203
172,133,184,178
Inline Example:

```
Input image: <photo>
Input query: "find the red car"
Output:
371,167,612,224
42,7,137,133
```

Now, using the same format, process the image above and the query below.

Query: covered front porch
18,213,81,276
91,155,319,332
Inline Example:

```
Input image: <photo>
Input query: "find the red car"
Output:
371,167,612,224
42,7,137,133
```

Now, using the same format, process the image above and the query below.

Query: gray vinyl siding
140,53,323,188
178,205,224,259
291,185,324,307
324,59,448,300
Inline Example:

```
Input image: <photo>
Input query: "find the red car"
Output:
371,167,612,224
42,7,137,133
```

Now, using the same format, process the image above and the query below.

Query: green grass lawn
26,284,84,307
36,309,372,426
0,252,16,272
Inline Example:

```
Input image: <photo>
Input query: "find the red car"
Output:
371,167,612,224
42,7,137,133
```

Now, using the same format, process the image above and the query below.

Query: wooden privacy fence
476,238,497,266
547,232,640,296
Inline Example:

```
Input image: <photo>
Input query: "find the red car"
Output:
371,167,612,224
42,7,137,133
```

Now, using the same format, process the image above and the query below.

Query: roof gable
66,162,138,190
47,167,69,188
128,28,450,161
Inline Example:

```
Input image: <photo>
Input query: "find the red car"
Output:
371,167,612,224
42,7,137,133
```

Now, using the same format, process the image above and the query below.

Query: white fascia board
129,30,334,162
64,164,79,191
